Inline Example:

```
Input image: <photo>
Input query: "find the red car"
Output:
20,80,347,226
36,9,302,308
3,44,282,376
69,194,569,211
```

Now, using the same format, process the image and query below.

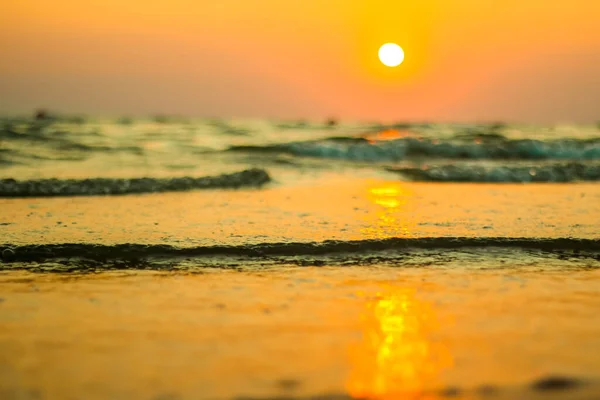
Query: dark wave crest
2,238,598,264
389,162,600,182
0,168,271,197
229,136,600,161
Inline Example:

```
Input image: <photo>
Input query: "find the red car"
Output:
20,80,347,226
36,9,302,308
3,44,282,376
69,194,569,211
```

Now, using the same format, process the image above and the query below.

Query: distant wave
389,162,600,182
230,136,600,161
1,238,598,264
0,168,271,197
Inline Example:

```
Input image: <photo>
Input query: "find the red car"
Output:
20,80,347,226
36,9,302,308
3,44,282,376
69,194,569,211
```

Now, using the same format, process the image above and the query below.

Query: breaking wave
1,237,598,263
230,136,600,161
390,162,600,182
0,168,271,197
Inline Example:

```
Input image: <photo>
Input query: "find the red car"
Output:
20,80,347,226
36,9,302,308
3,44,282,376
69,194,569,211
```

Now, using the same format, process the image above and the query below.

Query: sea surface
1,116,599,399
1,117,600,184
1,116,599,250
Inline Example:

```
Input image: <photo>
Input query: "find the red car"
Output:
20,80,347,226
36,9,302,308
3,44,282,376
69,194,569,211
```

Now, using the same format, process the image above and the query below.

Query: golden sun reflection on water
347,287,452,399
361,182,415,239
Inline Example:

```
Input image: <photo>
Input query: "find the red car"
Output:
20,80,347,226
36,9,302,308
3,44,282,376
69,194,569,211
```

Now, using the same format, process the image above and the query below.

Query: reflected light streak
347,287,452,399
361,182,414,239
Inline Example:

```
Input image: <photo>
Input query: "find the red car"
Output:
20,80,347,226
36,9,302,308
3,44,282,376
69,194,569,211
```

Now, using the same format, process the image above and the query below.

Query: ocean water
1,117,599,184
1,116,599,249
1,116,600,400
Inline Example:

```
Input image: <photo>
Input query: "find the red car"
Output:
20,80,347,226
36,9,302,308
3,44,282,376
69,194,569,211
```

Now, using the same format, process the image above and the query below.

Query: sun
378,43,405,67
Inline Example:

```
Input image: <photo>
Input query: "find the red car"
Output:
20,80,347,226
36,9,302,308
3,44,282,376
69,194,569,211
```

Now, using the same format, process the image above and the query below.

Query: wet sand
1,180,599,246
1,179,599,399
1,265,600,400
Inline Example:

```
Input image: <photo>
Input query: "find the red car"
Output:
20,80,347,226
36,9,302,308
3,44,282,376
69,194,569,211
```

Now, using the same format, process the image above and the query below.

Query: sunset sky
1,0,599,123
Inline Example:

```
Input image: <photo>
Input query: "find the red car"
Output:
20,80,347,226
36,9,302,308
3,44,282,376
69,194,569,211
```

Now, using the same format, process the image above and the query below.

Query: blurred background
1,0,599,123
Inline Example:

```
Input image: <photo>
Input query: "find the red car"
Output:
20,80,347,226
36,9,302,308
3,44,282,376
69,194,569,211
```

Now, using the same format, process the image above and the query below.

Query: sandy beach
2,180,598,246
2,177,600,399
2,265,600,400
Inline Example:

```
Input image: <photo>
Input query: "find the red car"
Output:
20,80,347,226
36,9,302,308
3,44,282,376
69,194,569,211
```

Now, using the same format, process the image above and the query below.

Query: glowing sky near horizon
1,0,599,122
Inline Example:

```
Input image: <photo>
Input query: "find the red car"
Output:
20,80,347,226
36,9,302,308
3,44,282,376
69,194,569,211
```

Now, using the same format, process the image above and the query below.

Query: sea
0,116,599,400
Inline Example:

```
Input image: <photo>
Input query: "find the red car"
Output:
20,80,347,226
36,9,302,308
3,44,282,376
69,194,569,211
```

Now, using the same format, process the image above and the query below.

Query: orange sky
1,0,599,122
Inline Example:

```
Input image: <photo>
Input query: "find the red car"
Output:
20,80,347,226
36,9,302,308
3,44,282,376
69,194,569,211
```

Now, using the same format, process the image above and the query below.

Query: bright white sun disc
378,43,405,67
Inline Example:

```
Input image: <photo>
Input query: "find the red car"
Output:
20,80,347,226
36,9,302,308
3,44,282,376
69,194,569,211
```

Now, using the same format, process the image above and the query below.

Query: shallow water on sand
1,179,599,246
1,266,600,400
1,118,599,399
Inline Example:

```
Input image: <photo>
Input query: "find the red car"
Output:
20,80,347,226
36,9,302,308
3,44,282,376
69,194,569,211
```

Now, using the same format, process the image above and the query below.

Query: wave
1,121,144,155
0,168,271,197
1,238,598,263
230,136,600,161
389,162,600,182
